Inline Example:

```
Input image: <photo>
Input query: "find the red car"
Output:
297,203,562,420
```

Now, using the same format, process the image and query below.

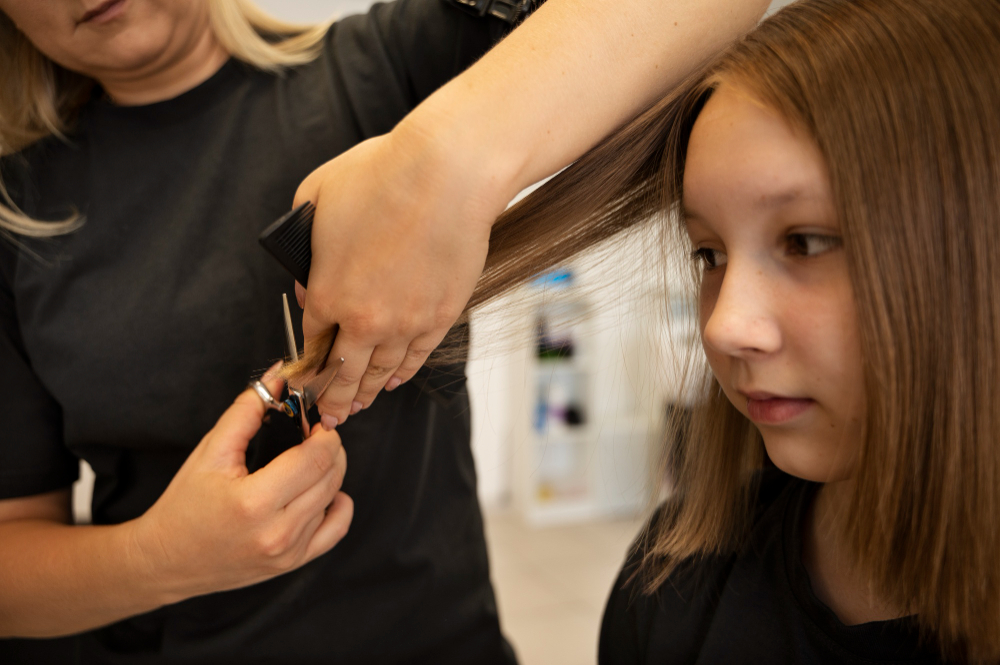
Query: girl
461,0,1000,661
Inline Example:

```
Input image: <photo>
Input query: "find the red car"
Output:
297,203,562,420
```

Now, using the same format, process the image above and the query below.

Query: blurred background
73,1,797,662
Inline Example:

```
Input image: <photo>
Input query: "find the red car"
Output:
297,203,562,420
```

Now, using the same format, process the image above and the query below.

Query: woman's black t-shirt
0,2,515,663
599,472,944,665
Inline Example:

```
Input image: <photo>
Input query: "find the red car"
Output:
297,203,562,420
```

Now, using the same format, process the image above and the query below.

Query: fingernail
321,414,339,431
263,361,284,381
350,401,363,415
386,377,401,391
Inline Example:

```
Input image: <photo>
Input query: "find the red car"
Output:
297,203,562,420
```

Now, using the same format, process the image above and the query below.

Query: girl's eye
786,233,842,257
691,247,728,270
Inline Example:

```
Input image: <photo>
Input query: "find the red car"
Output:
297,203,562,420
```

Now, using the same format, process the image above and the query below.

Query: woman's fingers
308,333,444,418
349,343,409,407
204,370,285,471
386,331,446,390
135,375,350,600
250,427,344,509
309,332,376,421
304,492,354,561
282,445,346,522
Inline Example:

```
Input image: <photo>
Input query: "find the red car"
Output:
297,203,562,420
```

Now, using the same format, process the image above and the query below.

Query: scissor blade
301,356,346,411
282,293,299,364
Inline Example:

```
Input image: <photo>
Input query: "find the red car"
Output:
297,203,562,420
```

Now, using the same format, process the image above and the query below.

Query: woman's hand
293,127,509,425
0,373,352,638
131,373,353,602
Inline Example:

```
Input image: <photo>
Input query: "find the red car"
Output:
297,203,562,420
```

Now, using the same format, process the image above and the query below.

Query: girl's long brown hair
483,0,1000,660
713,2,1000,659
288,0,1000,659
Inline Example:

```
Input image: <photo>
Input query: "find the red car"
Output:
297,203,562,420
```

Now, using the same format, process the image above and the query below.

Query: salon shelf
506,266,662,526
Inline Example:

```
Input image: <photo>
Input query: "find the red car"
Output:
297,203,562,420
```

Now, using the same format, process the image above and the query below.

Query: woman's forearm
0,516,170,637
400,0,772,201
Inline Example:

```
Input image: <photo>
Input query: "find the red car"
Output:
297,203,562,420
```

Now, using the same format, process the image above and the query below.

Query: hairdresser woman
0,1,536,663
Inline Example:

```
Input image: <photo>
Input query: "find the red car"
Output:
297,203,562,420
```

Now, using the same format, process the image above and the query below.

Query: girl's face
682,85,865,484
0,0,213,83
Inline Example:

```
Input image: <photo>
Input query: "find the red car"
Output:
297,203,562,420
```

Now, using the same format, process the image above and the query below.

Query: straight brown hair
286,1,1000,658
479,0,1000,660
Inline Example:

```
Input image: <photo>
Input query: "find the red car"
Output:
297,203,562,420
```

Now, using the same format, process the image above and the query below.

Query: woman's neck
801,479,902,625
98,25,229,106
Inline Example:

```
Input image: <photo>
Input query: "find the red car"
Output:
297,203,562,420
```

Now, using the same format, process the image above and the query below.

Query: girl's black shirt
0,1,516,663
599,472,944,665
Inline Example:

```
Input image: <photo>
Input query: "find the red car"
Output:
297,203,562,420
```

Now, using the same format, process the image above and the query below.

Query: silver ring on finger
250,380,282,411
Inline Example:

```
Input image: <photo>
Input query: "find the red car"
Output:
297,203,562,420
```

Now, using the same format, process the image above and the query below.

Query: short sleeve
324,0,509,138
0,243,78,499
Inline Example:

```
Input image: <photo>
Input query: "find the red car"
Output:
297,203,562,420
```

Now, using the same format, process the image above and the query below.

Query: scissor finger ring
250,380,282,411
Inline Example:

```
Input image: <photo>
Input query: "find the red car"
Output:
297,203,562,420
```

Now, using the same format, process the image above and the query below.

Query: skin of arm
0,491,156,637
296,0,773,425
423,0,774,200
0,375,353,638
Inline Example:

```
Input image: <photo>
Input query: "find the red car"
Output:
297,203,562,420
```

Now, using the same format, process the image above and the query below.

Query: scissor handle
250,380,311,441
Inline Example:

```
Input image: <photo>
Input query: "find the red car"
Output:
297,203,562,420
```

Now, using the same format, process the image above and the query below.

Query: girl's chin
761,434,856,484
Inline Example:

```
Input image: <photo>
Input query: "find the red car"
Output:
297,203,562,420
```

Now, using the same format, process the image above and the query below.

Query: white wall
253,0,373,22
767,0,798,15
255,0,798,23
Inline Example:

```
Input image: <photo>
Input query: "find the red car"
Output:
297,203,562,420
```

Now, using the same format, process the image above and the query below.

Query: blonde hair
0,0,330,238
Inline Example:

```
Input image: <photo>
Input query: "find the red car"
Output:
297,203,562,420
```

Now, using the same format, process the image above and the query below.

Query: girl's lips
80,0,127,25
744,396,814,424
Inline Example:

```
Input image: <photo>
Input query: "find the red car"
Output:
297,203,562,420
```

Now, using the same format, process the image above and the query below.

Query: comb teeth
259,201,315,286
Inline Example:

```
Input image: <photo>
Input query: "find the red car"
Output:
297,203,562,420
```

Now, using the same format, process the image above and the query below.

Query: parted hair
458,0,1000,660
0,0,329,237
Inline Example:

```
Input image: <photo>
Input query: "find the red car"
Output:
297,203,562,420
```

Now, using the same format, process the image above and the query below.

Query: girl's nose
701,261,782,358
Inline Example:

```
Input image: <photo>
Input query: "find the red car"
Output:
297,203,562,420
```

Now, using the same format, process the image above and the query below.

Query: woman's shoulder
302,0,509,134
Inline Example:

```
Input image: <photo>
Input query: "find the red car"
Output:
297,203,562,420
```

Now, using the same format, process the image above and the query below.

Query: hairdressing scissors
250,293,344,440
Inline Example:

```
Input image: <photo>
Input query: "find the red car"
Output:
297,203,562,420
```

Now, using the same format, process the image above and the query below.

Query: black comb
259,201,314,286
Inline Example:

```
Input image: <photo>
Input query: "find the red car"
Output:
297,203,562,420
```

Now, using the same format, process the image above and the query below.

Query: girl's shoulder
599,471,938,664
600,469,803,663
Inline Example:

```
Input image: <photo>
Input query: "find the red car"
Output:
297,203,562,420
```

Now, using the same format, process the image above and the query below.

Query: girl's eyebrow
682,179,830,228
685,186,824,220
680,199,706,222
681,207,708,231
755,186,817,209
